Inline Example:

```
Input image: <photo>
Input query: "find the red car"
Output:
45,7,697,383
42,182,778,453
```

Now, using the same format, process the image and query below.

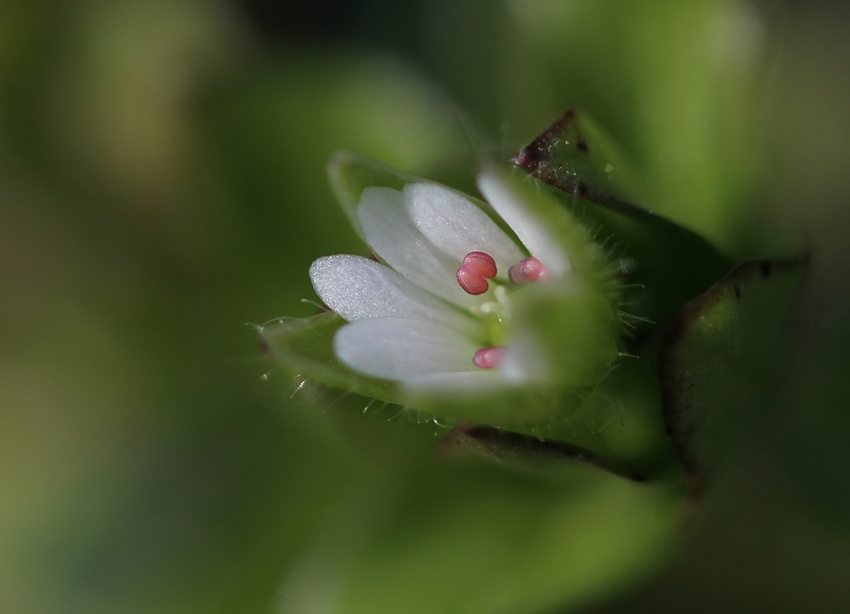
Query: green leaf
513,110,732,336
438,423,647,482
659,257,807,493
258,312,396,402
512,109,647,207
277,458,680,614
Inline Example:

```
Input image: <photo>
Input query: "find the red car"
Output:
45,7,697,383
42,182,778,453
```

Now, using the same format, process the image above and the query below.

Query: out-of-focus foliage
1,0,849,613
660,257,806,490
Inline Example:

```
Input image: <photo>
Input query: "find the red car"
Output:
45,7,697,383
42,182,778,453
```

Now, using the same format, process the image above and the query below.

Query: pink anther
456,251,497,295
472,346,506,369
508,257,548,284
462,251,497,278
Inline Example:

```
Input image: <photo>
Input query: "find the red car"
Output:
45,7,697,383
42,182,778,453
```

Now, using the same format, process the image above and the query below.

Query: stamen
457,251,497,295
508,257,548,284
472,345,506,369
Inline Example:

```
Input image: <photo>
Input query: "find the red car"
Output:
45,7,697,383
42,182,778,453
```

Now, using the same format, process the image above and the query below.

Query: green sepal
513,280,620,387
406,383,589,432
326,151,423,244
258,311,397,403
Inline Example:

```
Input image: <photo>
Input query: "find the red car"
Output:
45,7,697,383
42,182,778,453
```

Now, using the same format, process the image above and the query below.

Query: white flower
308,171,569,392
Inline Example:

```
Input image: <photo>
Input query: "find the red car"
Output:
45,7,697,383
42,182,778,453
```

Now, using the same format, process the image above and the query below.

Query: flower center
456,251,549,369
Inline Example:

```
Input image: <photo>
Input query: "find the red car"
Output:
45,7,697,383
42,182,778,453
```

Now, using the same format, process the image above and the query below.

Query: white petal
334,318,479,380
309,255,474,333
404,183,525,277
406,341,543,391
476,171,570,277
403,370,504,391
357,186,469,305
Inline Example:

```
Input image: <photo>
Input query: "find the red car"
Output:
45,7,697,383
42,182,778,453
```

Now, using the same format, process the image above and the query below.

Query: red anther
472,346,506,369
456,267,489,295
462,251,497,279
508,257,548,284
457,251,497,295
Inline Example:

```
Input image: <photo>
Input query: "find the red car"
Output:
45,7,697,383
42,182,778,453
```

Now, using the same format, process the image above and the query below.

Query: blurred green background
1,0,849,612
